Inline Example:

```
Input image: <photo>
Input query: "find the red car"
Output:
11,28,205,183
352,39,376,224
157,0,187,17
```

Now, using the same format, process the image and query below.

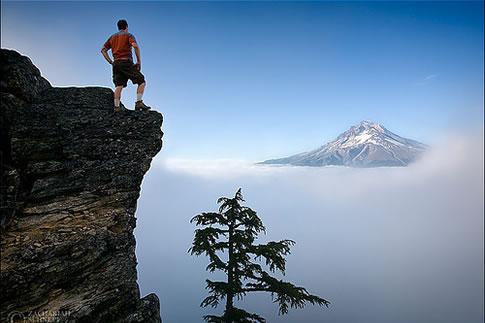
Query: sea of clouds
135,131,484,323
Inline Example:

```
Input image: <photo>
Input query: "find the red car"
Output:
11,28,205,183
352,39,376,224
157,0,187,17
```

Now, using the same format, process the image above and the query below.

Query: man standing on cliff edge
101,19,151,112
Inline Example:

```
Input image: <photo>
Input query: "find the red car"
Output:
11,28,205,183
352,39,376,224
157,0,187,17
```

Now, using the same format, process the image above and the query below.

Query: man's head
117,19,128,31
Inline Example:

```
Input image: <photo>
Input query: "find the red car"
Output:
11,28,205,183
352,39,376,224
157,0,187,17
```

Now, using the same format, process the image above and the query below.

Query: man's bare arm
101,48,113,65
132,43,141,70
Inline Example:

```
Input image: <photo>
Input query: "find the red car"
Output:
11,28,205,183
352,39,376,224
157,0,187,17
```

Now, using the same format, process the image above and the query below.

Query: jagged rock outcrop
1,49,163,323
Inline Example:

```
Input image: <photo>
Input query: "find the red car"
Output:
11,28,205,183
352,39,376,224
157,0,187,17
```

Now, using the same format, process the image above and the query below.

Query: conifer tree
189,188,330,323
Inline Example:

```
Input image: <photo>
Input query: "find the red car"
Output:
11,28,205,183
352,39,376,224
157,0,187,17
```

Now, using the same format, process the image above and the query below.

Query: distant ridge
260,121,427,167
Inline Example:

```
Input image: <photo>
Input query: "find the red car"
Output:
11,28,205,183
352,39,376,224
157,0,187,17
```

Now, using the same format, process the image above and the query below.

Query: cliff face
0,49,163,323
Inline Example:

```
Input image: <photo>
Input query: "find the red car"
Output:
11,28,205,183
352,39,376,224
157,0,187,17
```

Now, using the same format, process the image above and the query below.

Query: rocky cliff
0,49,163,323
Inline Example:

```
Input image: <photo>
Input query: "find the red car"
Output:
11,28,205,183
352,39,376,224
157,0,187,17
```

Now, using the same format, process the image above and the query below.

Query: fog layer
135,133,484,323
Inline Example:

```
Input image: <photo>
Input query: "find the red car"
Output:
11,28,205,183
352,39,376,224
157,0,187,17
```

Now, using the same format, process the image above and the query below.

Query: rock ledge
1,49,163,323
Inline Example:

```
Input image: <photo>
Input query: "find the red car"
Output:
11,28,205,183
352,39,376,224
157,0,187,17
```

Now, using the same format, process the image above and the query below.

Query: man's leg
136,82,145,103
135,82,151,111
114,85,123,108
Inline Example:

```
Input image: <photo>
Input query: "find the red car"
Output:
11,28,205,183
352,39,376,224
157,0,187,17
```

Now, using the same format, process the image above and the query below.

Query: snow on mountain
260,120,428,167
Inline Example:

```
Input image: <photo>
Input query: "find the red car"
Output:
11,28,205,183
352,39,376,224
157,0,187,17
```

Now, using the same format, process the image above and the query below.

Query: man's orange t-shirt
103,31,137,61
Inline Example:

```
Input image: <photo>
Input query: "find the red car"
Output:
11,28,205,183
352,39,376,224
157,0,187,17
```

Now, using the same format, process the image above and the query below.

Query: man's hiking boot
114,102,128,112
135,100,151,111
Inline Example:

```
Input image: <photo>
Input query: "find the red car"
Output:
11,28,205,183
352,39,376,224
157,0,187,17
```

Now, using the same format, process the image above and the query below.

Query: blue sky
2,1,483,160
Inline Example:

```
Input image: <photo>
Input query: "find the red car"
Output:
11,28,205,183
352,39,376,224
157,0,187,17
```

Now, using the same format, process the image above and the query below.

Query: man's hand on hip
135,63,141,71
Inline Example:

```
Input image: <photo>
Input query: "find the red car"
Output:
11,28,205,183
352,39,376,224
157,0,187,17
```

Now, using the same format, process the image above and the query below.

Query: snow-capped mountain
260,121,428,167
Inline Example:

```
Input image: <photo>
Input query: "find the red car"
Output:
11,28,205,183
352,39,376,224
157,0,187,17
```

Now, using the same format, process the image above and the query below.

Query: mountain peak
261,121,427,167
353,120,385,132
360,120,379,126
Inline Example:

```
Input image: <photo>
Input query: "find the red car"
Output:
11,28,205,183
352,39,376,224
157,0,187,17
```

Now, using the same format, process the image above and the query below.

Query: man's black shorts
112,60,145,88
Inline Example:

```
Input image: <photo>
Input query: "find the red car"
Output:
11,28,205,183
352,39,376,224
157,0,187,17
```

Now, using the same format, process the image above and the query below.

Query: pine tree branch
191,212,228,226
247,240,295,273
204,307,266,323
244,272,330,315
189,227,228,272
223,307,266,323
233,207,266,234
202,314,225,323
202,280,230,308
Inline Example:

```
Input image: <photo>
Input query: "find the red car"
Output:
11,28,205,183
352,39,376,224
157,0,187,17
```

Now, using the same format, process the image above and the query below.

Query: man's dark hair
117,19,128,30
